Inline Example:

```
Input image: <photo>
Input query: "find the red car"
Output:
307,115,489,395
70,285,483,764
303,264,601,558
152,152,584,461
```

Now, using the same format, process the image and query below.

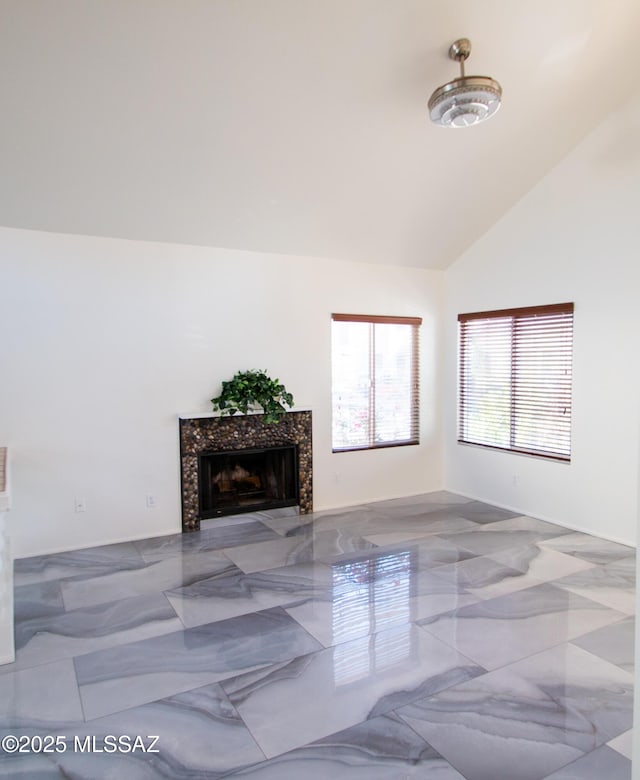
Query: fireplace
179,410,312,531
198,445,298,519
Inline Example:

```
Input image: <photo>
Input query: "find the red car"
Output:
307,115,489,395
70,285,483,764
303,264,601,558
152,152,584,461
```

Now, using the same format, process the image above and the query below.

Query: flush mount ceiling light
428,38,502,128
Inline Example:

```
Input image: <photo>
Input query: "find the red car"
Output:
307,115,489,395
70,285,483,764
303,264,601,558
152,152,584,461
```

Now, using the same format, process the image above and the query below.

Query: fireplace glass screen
198,445,299,519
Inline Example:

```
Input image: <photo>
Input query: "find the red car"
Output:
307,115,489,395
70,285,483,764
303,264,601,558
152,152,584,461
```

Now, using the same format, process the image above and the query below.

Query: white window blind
331,314,421,452
458,303,574,461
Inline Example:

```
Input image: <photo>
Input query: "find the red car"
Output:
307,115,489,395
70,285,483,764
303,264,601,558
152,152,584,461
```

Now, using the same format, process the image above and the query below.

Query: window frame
331,313,422,453
458,302,574,462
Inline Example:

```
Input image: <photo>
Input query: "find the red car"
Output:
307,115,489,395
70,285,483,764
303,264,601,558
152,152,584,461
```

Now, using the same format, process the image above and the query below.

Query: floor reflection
332,550,414,685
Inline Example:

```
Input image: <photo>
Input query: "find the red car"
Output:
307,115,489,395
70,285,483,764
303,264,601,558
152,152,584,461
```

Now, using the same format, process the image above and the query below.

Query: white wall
0,228,444,557
444,92,640,545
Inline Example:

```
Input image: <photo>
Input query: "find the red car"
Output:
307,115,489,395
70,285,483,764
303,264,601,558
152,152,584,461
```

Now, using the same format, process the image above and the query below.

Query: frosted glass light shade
429,75,502,128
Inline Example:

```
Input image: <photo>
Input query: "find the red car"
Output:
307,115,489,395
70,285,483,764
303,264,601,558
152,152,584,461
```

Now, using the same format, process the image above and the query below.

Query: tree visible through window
331,314,421,451
458,303,574,461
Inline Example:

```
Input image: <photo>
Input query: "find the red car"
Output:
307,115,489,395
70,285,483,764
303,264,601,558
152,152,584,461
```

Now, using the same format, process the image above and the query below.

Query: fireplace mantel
179,410,312,531
178,407,311,421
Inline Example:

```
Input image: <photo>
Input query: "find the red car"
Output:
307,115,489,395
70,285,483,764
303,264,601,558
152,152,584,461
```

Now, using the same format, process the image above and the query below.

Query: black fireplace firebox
198,444,299,519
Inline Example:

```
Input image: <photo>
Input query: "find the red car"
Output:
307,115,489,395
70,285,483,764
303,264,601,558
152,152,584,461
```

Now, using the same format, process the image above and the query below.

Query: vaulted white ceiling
1,0,638,269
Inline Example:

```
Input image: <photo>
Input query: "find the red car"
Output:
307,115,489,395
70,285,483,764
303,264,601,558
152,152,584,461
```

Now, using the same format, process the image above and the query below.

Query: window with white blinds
458,303,574,461
331,314,421,452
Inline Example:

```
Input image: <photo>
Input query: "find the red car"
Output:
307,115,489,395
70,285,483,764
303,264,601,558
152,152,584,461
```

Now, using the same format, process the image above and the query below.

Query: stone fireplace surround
179,410,312,531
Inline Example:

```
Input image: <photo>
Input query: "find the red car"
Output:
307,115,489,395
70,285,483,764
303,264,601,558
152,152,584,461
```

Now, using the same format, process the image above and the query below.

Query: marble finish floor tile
501,642,634,744
0,659,83,725
7,593,183,674
134,520,281,561
487,543,596,582
540,532,634,565
166,562,334,628
349,510,479,540
294,505,386,535
60,550,240,610
571,616,635,672
368,491,474,511
13,542,145,586
608,729,633,759
285,562,477,647
449,500,522,524
360,534,479,567
4,490,635,777
541,745,631,779
437,529,558,558
222,712,465,779
481,514,572,535
362,516,479,546
75,607,323,720
224,529,376,573
552,558,635,614
438,519,572,558
0,681,266,779
431,554,547,600
222,623,485,758
13,580,66,622
418,582,626,670
397,643,633,780
203,506,300,528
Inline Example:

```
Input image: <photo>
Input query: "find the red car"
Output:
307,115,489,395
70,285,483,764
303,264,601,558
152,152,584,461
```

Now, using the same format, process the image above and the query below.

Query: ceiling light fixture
428,38,502,128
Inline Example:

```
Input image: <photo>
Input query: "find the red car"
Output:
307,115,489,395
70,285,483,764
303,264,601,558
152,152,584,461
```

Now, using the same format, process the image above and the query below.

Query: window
331,314,421,451
458,302,574,461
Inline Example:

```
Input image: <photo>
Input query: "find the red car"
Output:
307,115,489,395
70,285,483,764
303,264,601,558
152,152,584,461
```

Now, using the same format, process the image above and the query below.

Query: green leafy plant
211,369,294,424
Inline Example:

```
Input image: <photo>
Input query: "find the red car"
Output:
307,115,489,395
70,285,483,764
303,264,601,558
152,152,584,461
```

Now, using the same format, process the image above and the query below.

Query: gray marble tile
224,529,376,573
542,746,631,779
438,527,579,558
223,712,465,778
502,643,634,745
75,607,323,720
451,500,522,524
0,659,83,725
222,624,484,758
70,682,263,778
60,550,240,610
259,513,316,537
0,681,265,778
13,580,66,622
362,516,480,546
540,532,634,565
369,491,474,510
2,492,635,779
398,642,633,780
481,515,572,538
608,729,633,759
397,664,588,780
0,754,65,777
571,616,635,672
166,562,334,628
134,521,280,561
431,554,547,600
13,542,144,586
285,558,477,647
418,583,626,670
203,506,299,528
608,555,636,581
487,544,596,582
349,510,478,541
7,593,182,673
552,559,635,614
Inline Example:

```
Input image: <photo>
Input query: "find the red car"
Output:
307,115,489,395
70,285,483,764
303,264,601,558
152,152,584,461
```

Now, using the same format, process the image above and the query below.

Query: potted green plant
211,369,294,424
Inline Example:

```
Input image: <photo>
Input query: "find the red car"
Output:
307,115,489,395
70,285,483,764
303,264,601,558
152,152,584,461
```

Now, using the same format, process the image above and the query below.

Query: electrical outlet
146,494,157,509
74,497,86,513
